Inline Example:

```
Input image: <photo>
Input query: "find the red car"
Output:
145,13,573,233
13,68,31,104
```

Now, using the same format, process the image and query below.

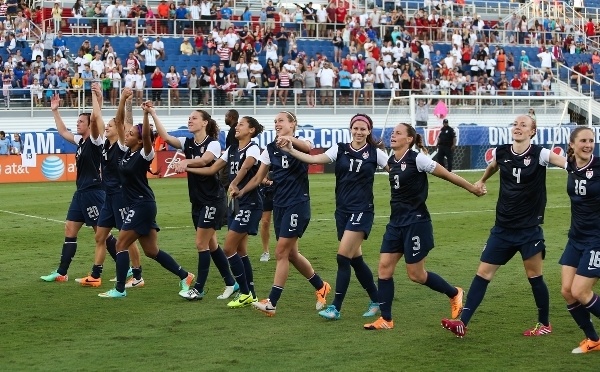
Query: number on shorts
204,206,217,220
393,174,400,189
282,155,289,169
118,208,128,221
290,213,298,227
589,250,600,269
512,167,521,184
234,209,251,223
349,158,363,172
350,212,363,222
230,161,240,174
575,179,587,196
411,236,421,251
124,209,136,224
86,205,100,219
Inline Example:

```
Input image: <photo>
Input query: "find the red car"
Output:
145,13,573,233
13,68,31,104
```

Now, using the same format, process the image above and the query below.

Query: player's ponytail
400,123,429,154
414,133,429,155
244,116,264,138
195,110,220,139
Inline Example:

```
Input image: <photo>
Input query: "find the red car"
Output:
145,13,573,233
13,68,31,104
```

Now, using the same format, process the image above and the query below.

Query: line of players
38,86,600,353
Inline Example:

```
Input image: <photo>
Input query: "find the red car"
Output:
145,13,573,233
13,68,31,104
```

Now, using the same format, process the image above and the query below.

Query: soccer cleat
125,277,145,288
40,271,68,282
252,298,276,317
364,316,394,330
217,282,240,300
98,288,127,298
75,275,102,287
522,322,552,336
110,267,133,282
260,252,270,262
227,293,255,308
450,287,464,319
572,338,600,354
315,281,331,310
318,305,341,320
180,272,195,293
362,301,380,317
441,318,466,338
179,287,205,301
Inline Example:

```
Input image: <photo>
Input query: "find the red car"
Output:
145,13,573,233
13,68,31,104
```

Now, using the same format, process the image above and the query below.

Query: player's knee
407,268,427,284
561,285,575,303
571,286,593,304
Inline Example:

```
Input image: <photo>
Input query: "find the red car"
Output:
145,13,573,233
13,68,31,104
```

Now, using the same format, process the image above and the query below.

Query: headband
350,114,372,129
136,123,143,137
282,111,296,122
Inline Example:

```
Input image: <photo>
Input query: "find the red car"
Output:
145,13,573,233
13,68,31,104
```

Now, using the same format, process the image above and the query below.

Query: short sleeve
219,148,230,162
415,152,437,173
259,149,271,165
376,148,388,168
491,148,497,162
177,137,186,149
73,134,82,144
117,141,128,152
246,145,261,166
90,134,105,146
539,148,550,166
206,141,221,158
141,147,155,161
324,143,339,162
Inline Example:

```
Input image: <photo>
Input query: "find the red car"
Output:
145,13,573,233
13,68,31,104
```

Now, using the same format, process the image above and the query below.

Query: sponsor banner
152,151,187,179
0,154,77,183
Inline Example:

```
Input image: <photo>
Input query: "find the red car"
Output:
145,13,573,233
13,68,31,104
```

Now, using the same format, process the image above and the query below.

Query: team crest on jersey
586,169,593,179
523,156,531,166
400,163,406,171
362,151,369,159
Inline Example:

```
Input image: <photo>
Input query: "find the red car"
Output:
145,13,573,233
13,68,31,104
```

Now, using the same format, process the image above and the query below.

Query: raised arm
124,94,134,128
149,109,182,149
50,94,75,144
141,109,153,156
90,83,104,139
432,164,485,196
116,88,133,144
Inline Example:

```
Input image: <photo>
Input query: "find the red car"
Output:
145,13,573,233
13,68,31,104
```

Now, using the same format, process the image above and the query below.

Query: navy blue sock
461,275,490,326
91,264,103,279
115,250,130,293
241,255,256,298
568,302,599,342
528,275,550,326
211,246,235,286
308,272,324,290
424,271,459,298
57,237,77,276
351,256,378,303
153,250,188,280
331,254,352,311
268,286,284,307
132,266,142,280
194,250,211,292
585,294,600,318
227,253,249,295
377,277,394,322
105,235,117,262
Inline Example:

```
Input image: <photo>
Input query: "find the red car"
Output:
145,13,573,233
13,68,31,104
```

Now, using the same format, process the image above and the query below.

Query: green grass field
1,171,598,371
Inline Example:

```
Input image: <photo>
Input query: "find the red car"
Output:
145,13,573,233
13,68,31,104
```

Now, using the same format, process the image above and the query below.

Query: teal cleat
98,288,127,298
318,305,341,320
40,270,68,282
362,301,380,317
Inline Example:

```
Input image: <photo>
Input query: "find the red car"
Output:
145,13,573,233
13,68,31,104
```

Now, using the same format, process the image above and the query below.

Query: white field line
0,205,569,230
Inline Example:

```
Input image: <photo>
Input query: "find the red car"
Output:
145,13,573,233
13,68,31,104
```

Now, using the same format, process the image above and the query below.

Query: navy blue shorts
97,192,128,229
273,201,311,240
559,239,600,278
192,199,226,230
228,208,261,235
480,226,545,266
380,221,434,264
121,200,160,236
335,210,374,241
66,189,106,227
261,189,274,212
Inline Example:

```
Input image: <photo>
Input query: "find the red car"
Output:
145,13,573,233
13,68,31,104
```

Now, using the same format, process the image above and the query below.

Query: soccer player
40,87,106,282
559,127,600,354
98,101,194,298
442,114,567,337
231,111,331,317
151,109,239,301
280,114,388,321
363,123,484,330
183,116,264,308
75,86,144,288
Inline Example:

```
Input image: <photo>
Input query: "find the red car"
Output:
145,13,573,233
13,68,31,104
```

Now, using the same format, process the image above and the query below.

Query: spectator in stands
150,66,164,106
0,131,11,154
106,0,120,35
133,68,145,105
265,40,278,63
51,1,62,33
415,99,430,126
265,65,277,106
317,60,336,106
81,62,93,105
156,0,168,34
277,66,291,105
213,62,227,105
4,33,15,54
265,1,276,30
276,27,289,58
217,41,231,68
250,56,263,87
531,69,542,94
519,50,529,70
510,74,522,90
175,2,189,35
220,2,232,30
198,65,211,105
180,37,193,55
140,43,160,75
152,36,165,60
166,65,180,106
537,47,554,69
200,0,211,32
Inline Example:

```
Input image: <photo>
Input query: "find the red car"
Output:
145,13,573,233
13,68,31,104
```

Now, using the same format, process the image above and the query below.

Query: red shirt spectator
510,76,522,90
151,70,164,88
579,63,589,76
586,19,596,37
336,6,346,24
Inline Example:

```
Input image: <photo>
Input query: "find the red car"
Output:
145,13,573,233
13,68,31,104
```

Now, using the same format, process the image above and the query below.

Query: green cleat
40,270,68,282
227,293,255,308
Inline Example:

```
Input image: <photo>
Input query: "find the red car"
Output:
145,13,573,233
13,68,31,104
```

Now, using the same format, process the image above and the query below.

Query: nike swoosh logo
203,220,211,223
534,240,542,247
588,266,598,271
504,160,511,162
240,223,247,226
84,278,100,283
412,252,419,256
288,228,296,231
351,222,360,225
130,280,143,287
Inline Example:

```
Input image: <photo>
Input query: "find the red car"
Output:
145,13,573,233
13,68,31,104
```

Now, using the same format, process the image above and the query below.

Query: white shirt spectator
451,33,462,48
133,74,146,90
236,62,249,79
375,64,385,84
537,51,554,69
119,4,130,18
74,56,87,74
90,59,104,77
200,0,211,16
223,33,239,48
444,55,455,69
381,45,393,64
141,49,160,66
249,62,263,79
265,43,278,63
351,72,362,88
317,66,336,86
152,40,165,52
421,44,431,60
54,58,69,70
359,12,369,27
189,4,200,20
317,8,327,23
124,71,135,88
283,63,296,72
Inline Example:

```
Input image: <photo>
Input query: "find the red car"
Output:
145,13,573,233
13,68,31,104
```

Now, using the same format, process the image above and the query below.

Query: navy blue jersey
101,139,126,195
567,156,600,242
260,141,310,208
119,148,155,205
325,142,388,213
221,142,262,209
181,136,225,204
387,150,436,227
494,144,549,229
74,134,103,191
